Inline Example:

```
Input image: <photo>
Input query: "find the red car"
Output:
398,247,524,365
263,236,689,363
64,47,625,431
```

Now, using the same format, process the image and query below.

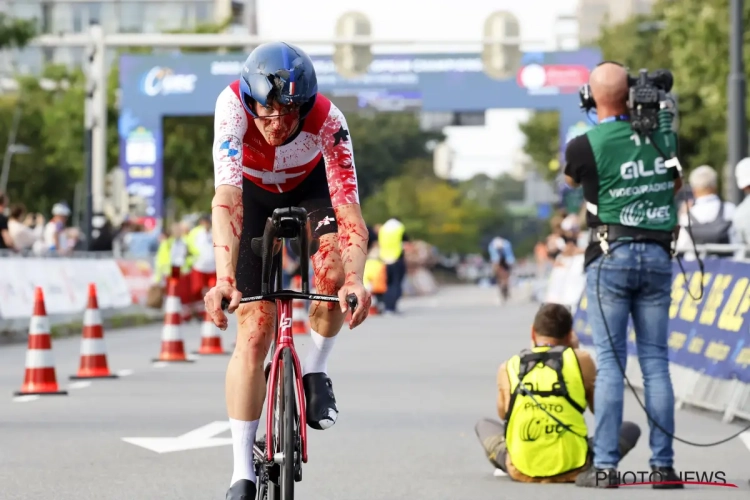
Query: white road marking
117,369,134,377
12,395,40,403
68,381,92,390
152,362,168,368
739,432,750,451
122,421,233,454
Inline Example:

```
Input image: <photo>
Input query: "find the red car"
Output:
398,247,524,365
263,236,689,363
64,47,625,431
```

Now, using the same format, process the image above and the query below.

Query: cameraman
563,62,683,489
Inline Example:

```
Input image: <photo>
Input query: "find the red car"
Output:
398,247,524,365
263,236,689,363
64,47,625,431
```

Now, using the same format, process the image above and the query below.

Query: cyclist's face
253,100,300,146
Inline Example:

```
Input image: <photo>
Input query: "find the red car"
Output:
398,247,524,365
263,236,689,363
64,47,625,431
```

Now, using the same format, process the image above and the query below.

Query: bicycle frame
265,296,308,463
224,207,355,474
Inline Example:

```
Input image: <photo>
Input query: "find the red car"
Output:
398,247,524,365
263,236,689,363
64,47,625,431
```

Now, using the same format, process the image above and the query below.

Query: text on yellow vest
504,345,588,478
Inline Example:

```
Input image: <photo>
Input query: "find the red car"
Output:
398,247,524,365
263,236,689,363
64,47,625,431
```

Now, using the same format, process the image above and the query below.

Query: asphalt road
0,285,748,500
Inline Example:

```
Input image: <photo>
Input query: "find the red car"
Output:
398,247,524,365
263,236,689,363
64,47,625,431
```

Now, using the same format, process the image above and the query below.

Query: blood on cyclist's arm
211,86,247,294
317,103,368,284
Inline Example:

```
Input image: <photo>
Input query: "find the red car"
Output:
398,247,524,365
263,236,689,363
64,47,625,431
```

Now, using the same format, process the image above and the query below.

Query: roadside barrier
544,244,750,423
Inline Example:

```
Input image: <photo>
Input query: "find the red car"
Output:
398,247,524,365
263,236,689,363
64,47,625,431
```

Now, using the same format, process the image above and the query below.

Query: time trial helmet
239,42,318,119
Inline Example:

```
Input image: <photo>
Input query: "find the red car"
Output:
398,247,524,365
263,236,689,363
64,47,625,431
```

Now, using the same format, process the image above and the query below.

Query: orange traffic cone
154,278,193,363
15,287,67,396
193,310,229,355
71,284,118,379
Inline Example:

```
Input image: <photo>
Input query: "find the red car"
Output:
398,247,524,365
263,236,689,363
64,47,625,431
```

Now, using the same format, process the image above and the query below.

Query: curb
0,310,165,345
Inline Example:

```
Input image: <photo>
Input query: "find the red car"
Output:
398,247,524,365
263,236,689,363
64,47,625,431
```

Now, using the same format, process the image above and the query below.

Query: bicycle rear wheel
279,347,297,499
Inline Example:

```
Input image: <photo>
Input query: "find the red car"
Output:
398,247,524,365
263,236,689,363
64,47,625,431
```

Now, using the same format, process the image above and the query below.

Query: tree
518,111,560,181
346,112,443,199
1,66,86,213
656,0,746,173
361,170,489,254
0,14,36,50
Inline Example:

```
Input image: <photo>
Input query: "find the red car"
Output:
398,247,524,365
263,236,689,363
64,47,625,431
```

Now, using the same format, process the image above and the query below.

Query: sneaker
226,479,256,500
651,466,684,489
575,466,619,488
302,373,338,430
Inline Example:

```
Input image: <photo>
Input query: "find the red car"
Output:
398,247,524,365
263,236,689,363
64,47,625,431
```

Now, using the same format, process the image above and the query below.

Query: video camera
579,66,675,135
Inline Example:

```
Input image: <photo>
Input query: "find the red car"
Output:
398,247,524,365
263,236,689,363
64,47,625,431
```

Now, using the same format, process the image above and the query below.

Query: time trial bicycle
222,206,357,500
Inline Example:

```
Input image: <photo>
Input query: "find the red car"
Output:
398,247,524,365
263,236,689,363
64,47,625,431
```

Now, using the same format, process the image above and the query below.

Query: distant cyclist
202,42,372,500
488,236,515,303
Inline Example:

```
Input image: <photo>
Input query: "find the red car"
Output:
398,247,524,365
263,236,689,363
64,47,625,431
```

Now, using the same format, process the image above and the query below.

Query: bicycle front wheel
280,347,297,499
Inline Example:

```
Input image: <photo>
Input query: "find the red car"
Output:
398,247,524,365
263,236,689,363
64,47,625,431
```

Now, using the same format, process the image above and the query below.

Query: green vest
505,346,588,478
587,121,677,231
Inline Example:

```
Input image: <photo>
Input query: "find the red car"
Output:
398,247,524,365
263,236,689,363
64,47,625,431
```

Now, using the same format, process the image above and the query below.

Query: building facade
0,0,256,73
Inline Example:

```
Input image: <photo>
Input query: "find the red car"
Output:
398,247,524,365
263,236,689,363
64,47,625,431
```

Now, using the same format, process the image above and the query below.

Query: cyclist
488,236,515,303
203,42,372,500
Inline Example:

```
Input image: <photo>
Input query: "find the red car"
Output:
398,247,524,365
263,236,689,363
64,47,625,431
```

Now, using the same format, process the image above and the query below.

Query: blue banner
573,259,750,383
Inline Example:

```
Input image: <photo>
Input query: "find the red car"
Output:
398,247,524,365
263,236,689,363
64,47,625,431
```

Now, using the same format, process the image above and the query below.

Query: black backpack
687,201,732,245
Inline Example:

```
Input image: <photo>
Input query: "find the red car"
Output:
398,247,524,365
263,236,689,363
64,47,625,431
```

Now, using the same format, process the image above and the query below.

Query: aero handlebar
220,292,358,312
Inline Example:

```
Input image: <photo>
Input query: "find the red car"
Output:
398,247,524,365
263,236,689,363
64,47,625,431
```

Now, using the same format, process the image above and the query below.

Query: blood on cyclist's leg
309,233,346,336
226,301,276,421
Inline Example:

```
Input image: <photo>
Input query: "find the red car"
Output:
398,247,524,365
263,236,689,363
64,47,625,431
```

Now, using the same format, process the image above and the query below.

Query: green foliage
0,66,87,212
0,13,36,49
361,166,491,254
520,0,750,183
518,111,560,181
347,113,443,199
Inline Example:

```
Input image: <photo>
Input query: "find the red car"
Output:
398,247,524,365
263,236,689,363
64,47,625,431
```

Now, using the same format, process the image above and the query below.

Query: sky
256,0,582,180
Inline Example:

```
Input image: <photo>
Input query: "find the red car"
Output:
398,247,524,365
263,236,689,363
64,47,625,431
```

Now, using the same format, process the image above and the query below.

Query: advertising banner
573,259,750,383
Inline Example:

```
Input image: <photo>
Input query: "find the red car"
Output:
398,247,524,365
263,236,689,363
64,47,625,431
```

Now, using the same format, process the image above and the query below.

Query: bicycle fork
265,299,309,464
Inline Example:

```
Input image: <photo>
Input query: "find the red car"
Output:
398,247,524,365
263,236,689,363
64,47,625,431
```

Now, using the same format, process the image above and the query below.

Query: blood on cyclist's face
253,100,300,146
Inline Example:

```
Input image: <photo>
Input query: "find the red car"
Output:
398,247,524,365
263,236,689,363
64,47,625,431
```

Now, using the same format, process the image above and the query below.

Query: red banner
116,259,154,306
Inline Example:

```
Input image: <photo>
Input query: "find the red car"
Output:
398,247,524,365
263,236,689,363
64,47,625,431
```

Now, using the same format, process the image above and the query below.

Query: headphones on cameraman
578,61,629,111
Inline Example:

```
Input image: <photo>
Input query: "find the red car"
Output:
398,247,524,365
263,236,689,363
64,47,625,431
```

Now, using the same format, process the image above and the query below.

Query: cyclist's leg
500,263,511,301
226,186,276,497
297,169,346,430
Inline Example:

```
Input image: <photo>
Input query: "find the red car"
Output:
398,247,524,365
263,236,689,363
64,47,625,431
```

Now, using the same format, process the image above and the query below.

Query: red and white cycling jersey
212,80,359,207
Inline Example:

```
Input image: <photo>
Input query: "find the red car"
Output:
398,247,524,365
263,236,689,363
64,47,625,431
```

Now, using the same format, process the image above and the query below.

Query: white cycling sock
303,330,337,375
230,418,259,487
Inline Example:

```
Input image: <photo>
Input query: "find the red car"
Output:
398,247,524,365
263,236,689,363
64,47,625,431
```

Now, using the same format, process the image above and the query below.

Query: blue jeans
585,242,675,469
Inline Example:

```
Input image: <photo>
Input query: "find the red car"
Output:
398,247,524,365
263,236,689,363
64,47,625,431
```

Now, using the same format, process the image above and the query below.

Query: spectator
0,193,15,250
474,304,640,484
40,202,71,255
675,165,736,257
732,158,750,249
8,204,44,252
377,218,409,314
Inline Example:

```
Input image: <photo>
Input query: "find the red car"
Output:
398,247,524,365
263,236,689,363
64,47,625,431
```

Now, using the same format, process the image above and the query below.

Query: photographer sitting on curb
475,303,641,484
564,62,683,488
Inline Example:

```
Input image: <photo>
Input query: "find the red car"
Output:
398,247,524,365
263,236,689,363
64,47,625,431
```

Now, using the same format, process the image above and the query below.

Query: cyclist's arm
211,86,246,286
317,103,368,284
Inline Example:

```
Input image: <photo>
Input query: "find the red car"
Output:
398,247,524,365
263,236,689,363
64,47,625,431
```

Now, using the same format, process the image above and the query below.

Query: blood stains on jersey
319,113,358,207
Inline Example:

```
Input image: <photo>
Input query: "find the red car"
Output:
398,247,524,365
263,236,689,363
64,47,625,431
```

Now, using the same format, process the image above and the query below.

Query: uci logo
140,67,197,97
